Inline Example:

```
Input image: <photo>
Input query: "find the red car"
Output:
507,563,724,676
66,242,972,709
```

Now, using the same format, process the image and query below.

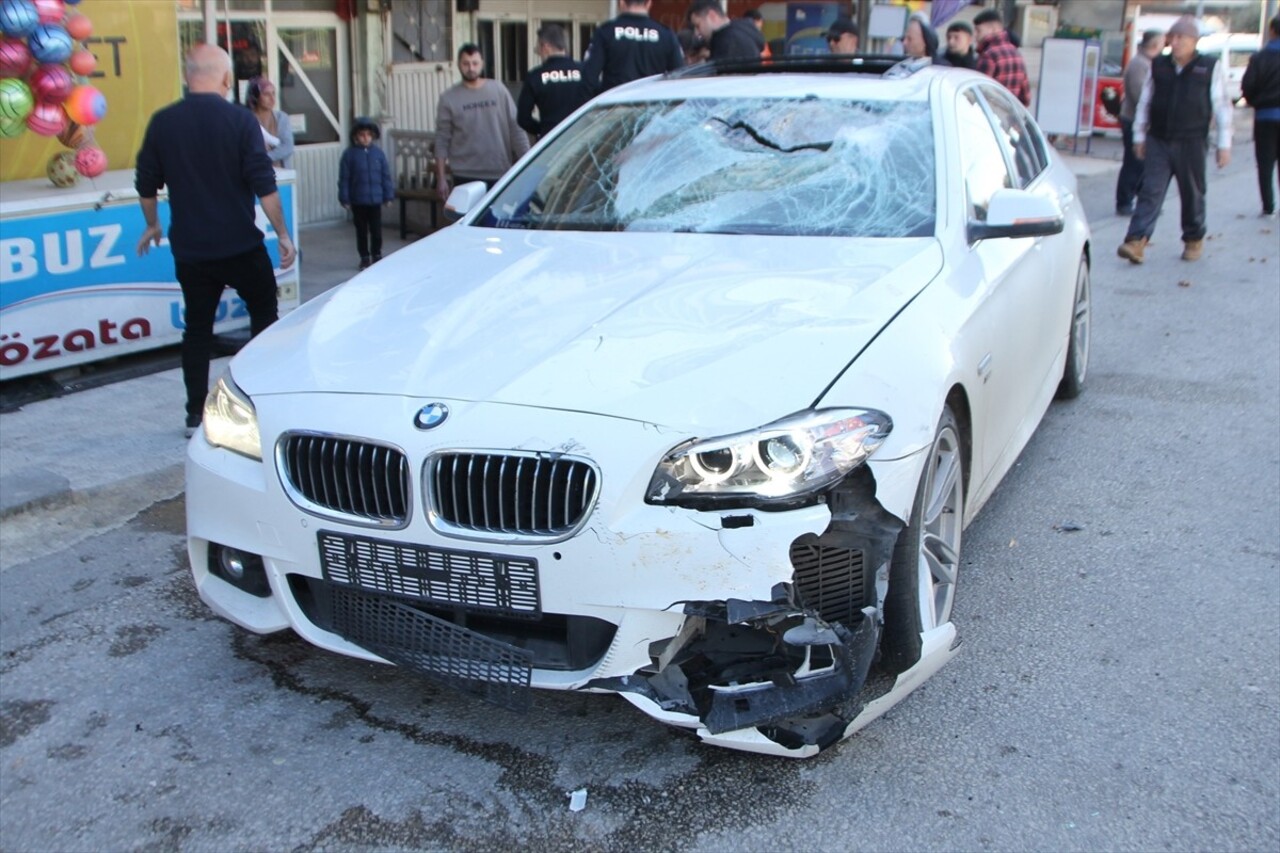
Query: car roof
592,56,971,105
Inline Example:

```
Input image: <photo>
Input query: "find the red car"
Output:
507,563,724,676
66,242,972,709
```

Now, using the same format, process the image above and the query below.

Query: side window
956,88,1014,221
980,85,1047,188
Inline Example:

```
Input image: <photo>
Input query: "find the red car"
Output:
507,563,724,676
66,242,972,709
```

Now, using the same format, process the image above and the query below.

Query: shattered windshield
477,97,935,237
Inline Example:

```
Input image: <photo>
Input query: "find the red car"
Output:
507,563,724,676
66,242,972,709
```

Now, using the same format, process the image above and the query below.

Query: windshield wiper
710,118,831,153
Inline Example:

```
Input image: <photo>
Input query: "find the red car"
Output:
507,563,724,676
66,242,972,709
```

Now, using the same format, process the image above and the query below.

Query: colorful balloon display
73,142,103,176
27,22,71,63
31,0,63,26
47,148,78,186
54,112,79,144
1,1,110,181
24,96,63,134
0,35,31,77
63,13,88,41
67,46,91,75
63,82,100,124
0,1,39,39
0,74,32,120
28,61,70,101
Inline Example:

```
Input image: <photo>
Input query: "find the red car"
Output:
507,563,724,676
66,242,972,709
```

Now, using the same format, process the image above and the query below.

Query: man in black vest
518,23,592,138
1118,15,1234,264
582,0,684,93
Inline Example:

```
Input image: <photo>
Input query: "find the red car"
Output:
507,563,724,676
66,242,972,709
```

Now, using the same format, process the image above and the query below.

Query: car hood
236,228,942,433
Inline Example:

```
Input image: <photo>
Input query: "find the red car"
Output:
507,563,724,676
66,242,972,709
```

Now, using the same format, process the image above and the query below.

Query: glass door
476,18,528,100
275,24,343,144
176,9,346,145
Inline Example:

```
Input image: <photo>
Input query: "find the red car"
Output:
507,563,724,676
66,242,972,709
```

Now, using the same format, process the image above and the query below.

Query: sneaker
372,254,382,263
184,415,201,439
1116,205,1134,217
359,256,371,270
1117,236,1148,264
1181,239,1203,261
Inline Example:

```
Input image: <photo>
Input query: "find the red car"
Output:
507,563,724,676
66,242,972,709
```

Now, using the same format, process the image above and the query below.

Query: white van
1197,33,1261,104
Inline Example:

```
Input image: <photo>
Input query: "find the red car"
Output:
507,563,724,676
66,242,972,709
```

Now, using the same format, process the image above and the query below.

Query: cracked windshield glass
479,97,936,237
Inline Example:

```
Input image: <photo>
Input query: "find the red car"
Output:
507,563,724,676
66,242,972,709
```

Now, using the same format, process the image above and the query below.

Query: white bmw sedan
187,59,1091,757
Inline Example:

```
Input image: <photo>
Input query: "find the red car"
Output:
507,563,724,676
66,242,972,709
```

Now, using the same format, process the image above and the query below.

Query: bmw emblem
414,402,450,430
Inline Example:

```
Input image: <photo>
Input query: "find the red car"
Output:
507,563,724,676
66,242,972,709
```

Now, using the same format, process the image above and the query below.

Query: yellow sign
0,0,180,183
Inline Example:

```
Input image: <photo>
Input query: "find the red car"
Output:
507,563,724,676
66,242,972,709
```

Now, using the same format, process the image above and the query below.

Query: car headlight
646,408,892,509
203,374,262,461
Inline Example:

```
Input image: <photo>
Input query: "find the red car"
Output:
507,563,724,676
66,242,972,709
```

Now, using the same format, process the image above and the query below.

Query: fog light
208,543,271,598
220,548,248,581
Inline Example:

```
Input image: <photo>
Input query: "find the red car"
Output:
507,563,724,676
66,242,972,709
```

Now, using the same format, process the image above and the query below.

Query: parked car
186,57,1091,757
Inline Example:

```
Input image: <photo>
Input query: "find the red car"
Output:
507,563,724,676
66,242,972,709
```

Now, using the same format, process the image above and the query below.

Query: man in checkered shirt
974,9,1031,107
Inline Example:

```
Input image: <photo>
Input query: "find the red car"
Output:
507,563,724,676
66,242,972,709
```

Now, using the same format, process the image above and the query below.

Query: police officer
582,0,684,93
518,24,592,138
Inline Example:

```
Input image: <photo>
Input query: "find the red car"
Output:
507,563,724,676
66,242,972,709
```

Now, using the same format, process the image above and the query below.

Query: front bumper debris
591,585,880,753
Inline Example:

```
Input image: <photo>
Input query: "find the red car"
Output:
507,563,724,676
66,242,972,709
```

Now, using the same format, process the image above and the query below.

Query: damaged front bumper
311,577,957,758
590,590,881,753
619,619,958,757
188,396,957,757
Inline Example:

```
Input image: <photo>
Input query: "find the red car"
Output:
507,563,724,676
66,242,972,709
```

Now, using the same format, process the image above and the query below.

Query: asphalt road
1,157,1277,852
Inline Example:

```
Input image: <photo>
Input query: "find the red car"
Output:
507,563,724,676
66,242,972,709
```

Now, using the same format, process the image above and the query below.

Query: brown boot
1117,236,1148,264
1181,239,1203,261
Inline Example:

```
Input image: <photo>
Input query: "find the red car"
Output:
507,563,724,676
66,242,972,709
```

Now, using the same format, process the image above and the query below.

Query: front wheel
881,407,964,675
1056,255,1090,400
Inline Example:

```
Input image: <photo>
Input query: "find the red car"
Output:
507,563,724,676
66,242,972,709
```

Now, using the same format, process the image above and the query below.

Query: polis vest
1148,53,1217,140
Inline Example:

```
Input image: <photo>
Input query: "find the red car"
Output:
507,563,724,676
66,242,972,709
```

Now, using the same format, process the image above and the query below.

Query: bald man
135,44,296,436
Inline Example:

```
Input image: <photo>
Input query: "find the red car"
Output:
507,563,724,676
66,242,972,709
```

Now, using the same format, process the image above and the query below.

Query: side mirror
443,181,487,222
968,188,1064,241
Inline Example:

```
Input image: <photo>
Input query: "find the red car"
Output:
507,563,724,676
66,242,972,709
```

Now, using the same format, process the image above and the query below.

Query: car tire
881,406,964,675
1056,255,1090,400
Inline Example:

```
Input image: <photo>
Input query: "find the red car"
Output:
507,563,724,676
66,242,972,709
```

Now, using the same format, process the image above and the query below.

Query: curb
0,463,185,523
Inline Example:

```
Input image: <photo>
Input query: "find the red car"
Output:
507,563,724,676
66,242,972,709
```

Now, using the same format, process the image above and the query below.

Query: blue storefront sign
0,173,298,380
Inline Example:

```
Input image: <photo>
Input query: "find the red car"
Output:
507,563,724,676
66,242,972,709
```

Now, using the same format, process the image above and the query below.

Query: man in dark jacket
1242,14,1280,216
942,20,978,70
518,24,592,138
689,0,764,62
582,0,684,92
1119,15,1234,264
135,43,295,436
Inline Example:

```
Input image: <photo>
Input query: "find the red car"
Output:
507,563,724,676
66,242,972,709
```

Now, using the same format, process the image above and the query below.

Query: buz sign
0,180,298,381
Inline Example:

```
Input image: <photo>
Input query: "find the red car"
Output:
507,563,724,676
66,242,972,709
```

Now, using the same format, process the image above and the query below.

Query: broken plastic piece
568,788,587,812
703,608,878,734
783,615,841,646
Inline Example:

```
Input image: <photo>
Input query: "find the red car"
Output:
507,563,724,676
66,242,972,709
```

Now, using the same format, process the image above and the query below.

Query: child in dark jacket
338,117,395,269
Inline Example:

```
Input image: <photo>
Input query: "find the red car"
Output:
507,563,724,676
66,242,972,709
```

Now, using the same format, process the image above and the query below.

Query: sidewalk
0,217,413,521
0,145,1189,524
